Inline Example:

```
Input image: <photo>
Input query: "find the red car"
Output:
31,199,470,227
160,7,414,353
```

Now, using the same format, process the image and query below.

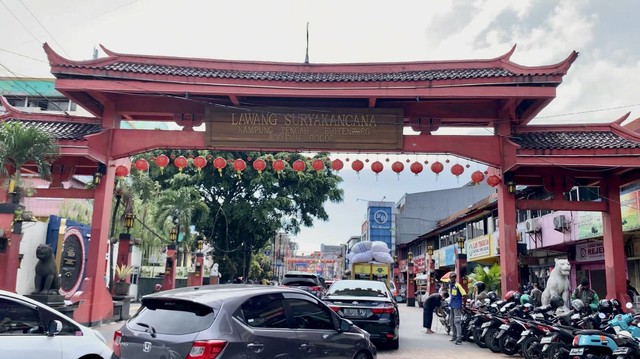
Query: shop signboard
443,245,456,266
621,191,640,231
577,211,603,240
575,240,605,262
467,234,492,261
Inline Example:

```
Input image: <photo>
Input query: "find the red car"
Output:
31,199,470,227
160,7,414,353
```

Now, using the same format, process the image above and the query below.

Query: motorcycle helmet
504,290,521,303
549,295,564,309
610,299,622,312
520,294,532,305
571,299,585,312
474,281,486,293
598,299,612,314
487,291,498,302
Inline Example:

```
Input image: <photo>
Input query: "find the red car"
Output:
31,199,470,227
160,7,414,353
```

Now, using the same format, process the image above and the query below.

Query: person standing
423,291,449,334
448,272,467,345
530,282,543,307
571,277,599,312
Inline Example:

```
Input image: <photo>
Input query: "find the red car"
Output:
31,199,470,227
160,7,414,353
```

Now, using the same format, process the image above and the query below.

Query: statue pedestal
112,295,134,322
26,294,78,319
210,275,219,285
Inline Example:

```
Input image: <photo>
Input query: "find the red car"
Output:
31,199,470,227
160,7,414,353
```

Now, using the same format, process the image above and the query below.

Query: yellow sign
467,234,495,261
205,107,404,151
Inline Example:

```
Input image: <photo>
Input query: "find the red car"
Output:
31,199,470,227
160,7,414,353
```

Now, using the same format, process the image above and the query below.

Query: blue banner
369,206,392,250
443,245,456,266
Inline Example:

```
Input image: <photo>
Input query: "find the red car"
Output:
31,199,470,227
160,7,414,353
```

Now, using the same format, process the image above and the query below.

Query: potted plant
114,264,133,296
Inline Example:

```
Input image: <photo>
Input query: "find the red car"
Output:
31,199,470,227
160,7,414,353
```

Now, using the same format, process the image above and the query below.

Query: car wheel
353,351,369,359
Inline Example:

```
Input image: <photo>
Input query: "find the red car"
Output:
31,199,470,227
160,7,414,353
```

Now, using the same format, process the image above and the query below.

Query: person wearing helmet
571,278,599,312
447,272,467,345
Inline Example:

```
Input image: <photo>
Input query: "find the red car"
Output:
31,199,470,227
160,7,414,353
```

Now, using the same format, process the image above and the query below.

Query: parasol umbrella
439,271,456,282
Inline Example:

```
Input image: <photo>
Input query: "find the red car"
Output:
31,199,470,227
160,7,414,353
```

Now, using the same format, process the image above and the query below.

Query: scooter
569,304,640,358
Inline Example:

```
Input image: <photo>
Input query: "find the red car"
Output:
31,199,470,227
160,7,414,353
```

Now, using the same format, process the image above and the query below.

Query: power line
0,48,48,64
0,64,68,113
0,0,42,45
18,0,69,57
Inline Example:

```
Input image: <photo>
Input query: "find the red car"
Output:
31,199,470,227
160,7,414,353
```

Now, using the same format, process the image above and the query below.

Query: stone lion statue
211,263,219,276
32,244,60,295
541,258,571,308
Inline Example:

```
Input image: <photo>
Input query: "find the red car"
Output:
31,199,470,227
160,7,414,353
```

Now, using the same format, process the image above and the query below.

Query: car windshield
129,299,216,335
327,281,388,297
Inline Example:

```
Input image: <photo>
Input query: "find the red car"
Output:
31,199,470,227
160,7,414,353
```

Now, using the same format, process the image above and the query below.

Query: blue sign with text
369,206,392,250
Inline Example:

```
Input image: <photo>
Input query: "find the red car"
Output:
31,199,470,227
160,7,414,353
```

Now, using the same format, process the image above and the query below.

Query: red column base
72,277,114,326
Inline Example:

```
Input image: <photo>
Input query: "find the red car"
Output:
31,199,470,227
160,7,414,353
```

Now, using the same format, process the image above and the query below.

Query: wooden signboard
205,107,404,151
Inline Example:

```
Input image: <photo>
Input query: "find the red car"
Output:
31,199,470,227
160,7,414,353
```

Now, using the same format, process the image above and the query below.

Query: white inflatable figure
541,258,571,309
211,263,219,277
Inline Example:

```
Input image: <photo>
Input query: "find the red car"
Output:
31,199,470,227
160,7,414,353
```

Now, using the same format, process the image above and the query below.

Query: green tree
0,121,59,202
147,150,343,282
154,178,209,267
467,263,501,296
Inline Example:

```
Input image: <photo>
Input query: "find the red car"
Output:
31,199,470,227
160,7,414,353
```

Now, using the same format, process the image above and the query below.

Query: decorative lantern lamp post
392,255,400,301
163,227,179,290
190,236,205,286
407,251,415,307
456,237,467,291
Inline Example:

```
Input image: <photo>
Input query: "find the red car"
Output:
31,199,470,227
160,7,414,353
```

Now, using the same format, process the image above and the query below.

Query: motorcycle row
437,291,640,358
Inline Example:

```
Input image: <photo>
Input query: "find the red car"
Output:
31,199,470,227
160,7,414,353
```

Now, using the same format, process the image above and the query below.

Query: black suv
281,271,326,299
112,284,376,359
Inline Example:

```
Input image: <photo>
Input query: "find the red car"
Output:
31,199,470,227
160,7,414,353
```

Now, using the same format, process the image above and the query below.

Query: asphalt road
96,302,507,359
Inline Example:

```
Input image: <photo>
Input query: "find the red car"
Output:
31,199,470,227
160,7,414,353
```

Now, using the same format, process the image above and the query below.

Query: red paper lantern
471,170,485,184
311,159,325,173
371,161,384,175
155,155,169,173
487,175,501,187
252,158,267,174
233,159,246,176
134,158,149,172
431,161,444,175
193,156,207,173
410,161,423,176
213,157,227,176
292,159,305,172
331,159,344,172
272,159,286,177
174,156,188,172
451,163,464,177
351,159,364,173
391,161,404,175
115,165,129,178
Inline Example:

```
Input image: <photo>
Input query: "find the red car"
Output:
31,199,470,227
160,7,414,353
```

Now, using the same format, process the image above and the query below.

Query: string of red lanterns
121,155,503,186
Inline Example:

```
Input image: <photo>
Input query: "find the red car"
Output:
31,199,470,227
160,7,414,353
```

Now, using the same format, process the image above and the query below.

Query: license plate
569,348,584,355
481,322,491,328
344,308,368,317
499,324,510,330
540,337,552,344
521,330,530,336
613,347,630,355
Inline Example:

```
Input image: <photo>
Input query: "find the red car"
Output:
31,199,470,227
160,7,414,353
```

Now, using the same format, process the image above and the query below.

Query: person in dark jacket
423,291,449,333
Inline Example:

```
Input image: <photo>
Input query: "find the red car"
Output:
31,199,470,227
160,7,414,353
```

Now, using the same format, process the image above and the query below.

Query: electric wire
17,0,69,57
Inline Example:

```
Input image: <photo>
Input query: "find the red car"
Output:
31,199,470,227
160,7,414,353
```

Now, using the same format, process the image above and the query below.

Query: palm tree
467,263,501,296
154,186,209,267
0,121,59,203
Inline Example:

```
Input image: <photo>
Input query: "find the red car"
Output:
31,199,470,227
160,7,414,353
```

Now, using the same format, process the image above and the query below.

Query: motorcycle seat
575,329,617,340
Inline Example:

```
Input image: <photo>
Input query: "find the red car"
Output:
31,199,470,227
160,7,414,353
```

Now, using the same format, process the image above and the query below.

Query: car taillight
113,330,122,357
328,305,341,312
186,340,227,359
371,305,395,314
310,286,323,292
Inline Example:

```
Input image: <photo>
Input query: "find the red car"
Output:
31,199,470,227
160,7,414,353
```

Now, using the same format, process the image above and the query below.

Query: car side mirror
47,320,62,336
338,318,352,332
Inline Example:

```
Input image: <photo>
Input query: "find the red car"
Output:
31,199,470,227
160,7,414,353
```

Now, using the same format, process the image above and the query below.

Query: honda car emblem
143,342,152,352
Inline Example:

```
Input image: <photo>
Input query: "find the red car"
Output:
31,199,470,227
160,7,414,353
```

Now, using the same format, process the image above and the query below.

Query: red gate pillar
163,243,177,290
497,179,519,295
406,252,415,307
113,234,132,291
601,176,627,305
73,162,116,326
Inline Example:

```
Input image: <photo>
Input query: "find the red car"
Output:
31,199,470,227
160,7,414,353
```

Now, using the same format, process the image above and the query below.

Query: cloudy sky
1,0,639,253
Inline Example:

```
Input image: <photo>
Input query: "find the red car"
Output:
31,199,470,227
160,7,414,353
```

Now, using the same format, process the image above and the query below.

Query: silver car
112,284,376,359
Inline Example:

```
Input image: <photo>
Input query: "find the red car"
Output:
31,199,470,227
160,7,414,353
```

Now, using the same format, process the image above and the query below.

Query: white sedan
0,290,112,359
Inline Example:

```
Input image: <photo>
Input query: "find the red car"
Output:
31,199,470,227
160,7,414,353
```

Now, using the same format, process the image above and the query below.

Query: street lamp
124,212,134,234
197,238,204,252
426,245,433,256
457,237,465,252
407,251,415,307
170,227,178,242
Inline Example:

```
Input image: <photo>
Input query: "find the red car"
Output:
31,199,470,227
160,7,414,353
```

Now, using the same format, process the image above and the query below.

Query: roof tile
7,119,101,140
512,131,640,150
